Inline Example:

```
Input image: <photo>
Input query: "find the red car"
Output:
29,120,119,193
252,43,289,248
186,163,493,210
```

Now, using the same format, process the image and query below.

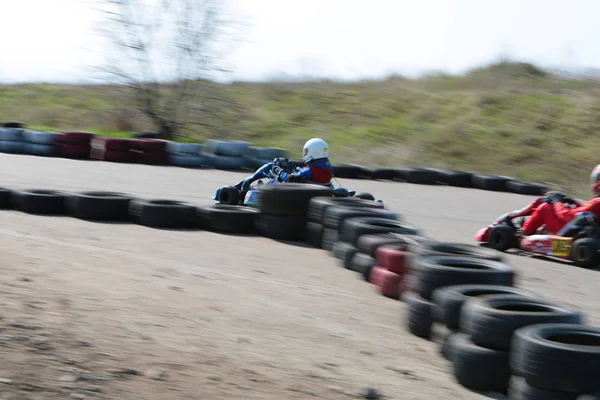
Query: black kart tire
198,204,259,233
11,189,69,215
129,199,198,229
258,183,332,216
67,191,133,221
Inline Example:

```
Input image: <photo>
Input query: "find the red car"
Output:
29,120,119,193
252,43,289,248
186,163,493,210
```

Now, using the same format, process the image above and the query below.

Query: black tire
402,291,434,339
218,186,242,205
332,163,362,179
440,331,460,361
366,168,396,181
322,206,401,232
450,333,511,394
511,323,600,394
198,204,259,233
258,214,307,241
66,191,133,221
258,183,332,216
129,199,198,228
11,189,69,215
411,241,504,262
306,222,324,248
412,256,516,300
0,187,13,209
321,228,339,251
508,376,578,400
404,167,440,185
307,196,383,223
431,284,542,330
570,238,600,269
472,174,514,192
436,170,474,188
340,217,421,246
332,242,360,269
507,181,548,196
348,253,376,281
488,224,518,251
461,295,584,350
356,233,413,258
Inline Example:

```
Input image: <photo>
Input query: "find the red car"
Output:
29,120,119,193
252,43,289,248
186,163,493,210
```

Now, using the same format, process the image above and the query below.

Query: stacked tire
204,139,251,171
401,244,513,340
23,130,59,156
0,128,25,154
447,295,584,395
166,142,206,168
55,131,95,159
90,137,133,162
129,139,167,165
257,183,332,241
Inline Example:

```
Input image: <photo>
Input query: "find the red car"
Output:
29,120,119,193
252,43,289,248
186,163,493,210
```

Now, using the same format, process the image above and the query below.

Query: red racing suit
521,197,600,235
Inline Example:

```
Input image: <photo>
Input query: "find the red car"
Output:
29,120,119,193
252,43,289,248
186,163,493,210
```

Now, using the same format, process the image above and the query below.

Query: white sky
0,0,598,83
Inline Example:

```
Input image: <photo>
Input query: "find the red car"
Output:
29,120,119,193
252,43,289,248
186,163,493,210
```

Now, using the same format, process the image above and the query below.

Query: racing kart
475,195,600,269
213,158,378,207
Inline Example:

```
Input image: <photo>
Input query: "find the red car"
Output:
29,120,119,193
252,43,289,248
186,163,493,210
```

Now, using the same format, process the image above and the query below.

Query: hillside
2,61,600,197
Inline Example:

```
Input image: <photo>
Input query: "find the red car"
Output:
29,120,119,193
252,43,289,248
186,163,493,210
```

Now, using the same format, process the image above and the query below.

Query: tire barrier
0,160,592,398
0,130,548,196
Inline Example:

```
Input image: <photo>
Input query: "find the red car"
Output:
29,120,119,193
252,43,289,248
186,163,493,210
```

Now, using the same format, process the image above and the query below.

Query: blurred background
1,0,599,196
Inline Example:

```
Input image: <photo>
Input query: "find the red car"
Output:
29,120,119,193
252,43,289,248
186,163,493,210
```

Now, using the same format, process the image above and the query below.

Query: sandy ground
0,154,599,400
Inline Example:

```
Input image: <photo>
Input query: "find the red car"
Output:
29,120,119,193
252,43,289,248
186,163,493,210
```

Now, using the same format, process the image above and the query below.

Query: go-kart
213,158,379,207
475,194,600,269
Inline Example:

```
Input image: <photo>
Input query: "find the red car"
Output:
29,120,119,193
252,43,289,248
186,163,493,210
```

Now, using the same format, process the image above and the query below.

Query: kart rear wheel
218,186,241,205
488,225,517,252
570,238,600,269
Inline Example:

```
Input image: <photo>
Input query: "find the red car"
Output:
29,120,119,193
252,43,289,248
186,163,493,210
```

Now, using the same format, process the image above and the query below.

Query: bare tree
93,0,242,140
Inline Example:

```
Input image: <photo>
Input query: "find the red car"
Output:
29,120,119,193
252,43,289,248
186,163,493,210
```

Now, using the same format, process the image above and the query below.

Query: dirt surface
0,154,599,400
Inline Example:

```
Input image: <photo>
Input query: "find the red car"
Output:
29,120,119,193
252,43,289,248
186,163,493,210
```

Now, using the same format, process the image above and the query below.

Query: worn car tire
508,376,578,400
258,214,307,241
461,295,584,350
402,291,434,339
511,323,600,393
332,241,361,269
322,206,400,232
259,183,332,216
450,333,511,394
198,204,259,233
306,222,324,248
348,253,376,281
129,199,198,229
307,196,384,223
66,191,134,221
431,284,542,330
340,217,421,246
11,189,69,215
412,256,515,300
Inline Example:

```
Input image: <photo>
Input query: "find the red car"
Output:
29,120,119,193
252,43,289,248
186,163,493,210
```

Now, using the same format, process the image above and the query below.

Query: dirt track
0,154,599,400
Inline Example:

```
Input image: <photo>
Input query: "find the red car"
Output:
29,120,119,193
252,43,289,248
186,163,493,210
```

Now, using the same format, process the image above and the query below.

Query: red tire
129,139,167,152
369,266,407,298
56,143,91,159
55,131,96,145
91,137,132,151
90,148,133,163
375,245,412,274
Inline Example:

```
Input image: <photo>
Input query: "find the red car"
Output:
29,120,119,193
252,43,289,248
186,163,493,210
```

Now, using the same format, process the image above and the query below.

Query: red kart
475,196,600,269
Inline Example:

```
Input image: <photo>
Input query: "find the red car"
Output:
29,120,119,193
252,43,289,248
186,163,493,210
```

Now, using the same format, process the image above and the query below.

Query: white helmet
591,164,600,196
302,138,329,164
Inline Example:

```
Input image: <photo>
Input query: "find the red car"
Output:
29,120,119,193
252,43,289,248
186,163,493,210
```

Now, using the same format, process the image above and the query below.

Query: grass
2,61,600,197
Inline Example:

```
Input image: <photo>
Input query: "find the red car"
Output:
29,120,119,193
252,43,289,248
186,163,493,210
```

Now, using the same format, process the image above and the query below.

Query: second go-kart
475,194,600,268
213,158,380,207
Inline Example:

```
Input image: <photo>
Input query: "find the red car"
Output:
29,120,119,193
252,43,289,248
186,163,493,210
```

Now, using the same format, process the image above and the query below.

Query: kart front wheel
488,225,517,252
218,186,241,205
570,238,600,269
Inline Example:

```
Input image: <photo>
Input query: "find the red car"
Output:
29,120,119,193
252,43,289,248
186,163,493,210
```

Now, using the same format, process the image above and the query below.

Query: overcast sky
0,0,597,83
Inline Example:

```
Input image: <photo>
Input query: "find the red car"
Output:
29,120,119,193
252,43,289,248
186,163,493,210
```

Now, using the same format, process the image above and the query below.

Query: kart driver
272,138,333,184
234,138,333,191
509,165,600,238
